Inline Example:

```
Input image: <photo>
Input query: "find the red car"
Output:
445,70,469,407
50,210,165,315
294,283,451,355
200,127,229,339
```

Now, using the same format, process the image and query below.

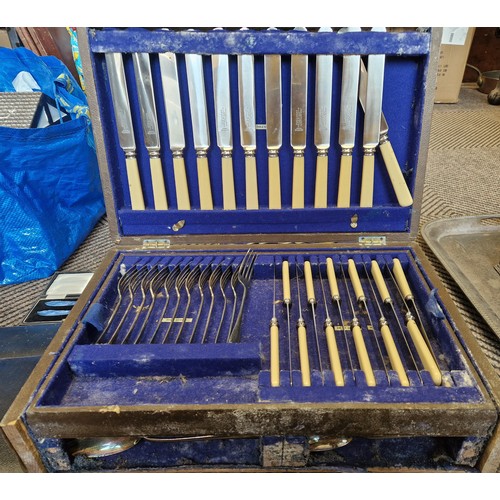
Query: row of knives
269,256,442,388
105,27,414,213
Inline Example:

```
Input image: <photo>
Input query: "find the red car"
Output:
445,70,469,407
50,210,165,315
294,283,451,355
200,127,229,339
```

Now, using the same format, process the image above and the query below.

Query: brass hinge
358,236,387,246
142,239,171,249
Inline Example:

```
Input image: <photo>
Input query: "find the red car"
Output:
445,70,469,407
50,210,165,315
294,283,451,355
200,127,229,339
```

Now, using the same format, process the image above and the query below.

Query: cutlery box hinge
142,239,171,250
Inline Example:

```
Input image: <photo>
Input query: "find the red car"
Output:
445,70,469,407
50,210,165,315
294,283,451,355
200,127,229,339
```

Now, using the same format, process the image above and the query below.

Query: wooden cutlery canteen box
2,27,500,472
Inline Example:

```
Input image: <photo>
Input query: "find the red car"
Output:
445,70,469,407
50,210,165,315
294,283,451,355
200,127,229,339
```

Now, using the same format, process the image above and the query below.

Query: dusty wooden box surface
2,27,500,473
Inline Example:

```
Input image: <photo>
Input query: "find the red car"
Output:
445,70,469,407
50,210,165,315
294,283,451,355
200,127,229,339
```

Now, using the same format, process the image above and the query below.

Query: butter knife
158,51,191,210
132,52,168,210
313,27,333,208
359,60,413,207
337,27,361,208
264,28,282,209
238,30,259,209
212,47,236,210
105,52,145,210
290,27,308,209
185,50,214,210
360,27,386,207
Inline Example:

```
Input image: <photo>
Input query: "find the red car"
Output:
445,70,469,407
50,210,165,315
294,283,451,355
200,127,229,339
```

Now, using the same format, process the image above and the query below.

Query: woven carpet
2,90,499,372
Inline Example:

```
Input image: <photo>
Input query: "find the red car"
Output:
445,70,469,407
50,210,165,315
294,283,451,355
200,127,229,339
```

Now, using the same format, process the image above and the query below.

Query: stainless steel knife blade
313,27,333,208
360,27,386,207
212,50,236,209
132,53,160,153
238,53,256,151
359,59,413,207
105,52,145,210
158,51,191,210
106,52,136,154
158,52,185,151
132,52,168,209
337,27,361,208
264,28,282,209
185,51,213,209
212,53,232,152
291,27,308,209
237,40,259,210
185,53,210,152
264,55,282,151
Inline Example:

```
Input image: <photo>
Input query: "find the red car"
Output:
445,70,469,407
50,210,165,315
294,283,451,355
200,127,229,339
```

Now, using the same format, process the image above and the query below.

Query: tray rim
422,214,500,340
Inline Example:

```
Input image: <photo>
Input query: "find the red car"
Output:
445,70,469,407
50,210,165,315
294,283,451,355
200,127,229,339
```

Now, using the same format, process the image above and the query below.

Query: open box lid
78,27,441,246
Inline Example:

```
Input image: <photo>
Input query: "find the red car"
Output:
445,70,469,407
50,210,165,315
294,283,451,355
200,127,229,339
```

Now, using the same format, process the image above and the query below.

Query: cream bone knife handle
406,316,442,386
352,323,376,386
292,152,305,208
379,137,413,207
270,318,280,387
337,151,353,208
380,322,409,386
392,258,413,300
245,152,259,209
304,261,316,304
172,153,191,210
297,320,311,387
370,260,391,302
348,259,365,302
360,149,375,207
314,151,329,208
326,257,340,300
325,320,344,386
268,152,281,209
196,152,214,210
149,155,168,210
125,154,145,210
221,153,236,210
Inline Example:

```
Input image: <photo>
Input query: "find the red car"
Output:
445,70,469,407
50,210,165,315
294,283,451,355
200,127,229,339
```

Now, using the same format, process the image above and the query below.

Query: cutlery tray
2,27,500,473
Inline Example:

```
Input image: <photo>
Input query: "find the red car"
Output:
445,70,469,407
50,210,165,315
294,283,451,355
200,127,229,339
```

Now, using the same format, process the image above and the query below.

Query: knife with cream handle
185,51,214,210
105,53,145,210
158,51,191,210
313,27,333,208
290,27,308,208
132,53,168,210
238,45,259,209
360,27,386,208
212,49,236,210
337,27,361,208
358,60,413,207
264,28,282,209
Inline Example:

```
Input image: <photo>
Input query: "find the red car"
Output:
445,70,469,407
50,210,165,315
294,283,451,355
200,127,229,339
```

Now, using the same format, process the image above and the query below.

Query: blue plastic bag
0,48,105,285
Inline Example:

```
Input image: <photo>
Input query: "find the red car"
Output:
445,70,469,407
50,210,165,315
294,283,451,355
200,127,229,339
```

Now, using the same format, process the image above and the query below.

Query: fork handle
228,287,247,342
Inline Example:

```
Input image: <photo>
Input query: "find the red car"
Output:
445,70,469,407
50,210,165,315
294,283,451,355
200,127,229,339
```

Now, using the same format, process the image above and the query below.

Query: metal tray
423,214,500,339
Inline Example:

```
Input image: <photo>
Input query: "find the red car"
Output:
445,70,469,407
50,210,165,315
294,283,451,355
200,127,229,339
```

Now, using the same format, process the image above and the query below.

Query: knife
359,60,413,207
158,51,191,210
237,38,259,209
132,52,168,210
185,51,214,210
264,28,282,209
313,27,333,208
290,27,308,209
105,52,145,210
212,48,236,210
360,27,386,207
337,27,361,208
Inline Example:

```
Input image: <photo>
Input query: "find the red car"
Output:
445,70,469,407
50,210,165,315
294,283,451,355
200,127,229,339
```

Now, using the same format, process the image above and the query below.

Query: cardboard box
0,28,11,48
435,27,475,103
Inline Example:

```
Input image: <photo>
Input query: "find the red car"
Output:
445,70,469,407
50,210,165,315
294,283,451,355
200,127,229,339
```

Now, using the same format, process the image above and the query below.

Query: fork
227,250,257,343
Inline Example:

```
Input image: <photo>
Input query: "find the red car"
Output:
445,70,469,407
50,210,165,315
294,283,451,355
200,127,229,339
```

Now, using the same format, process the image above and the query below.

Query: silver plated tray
423,214,500,338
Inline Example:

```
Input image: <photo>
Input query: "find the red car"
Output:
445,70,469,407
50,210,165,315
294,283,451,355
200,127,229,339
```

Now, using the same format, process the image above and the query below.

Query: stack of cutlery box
2,27,500,472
